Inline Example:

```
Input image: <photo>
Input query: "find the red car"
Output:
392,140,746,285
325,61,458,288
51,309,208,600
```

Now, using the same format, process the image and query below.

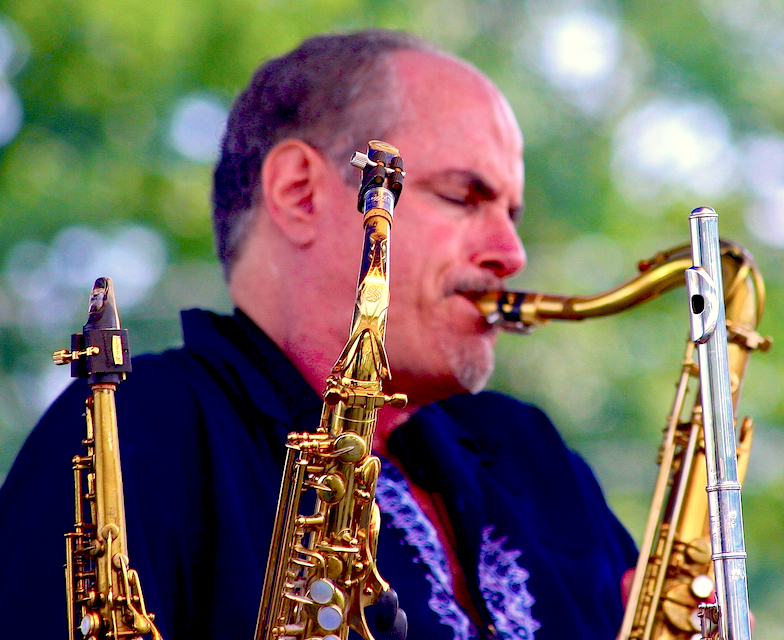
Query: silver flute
685,206,752,640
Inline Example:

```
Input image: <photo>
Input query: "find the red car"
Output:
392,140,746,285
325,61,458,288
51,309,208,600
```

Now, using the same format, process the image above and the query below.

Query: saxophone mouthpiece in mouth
473,291,535,334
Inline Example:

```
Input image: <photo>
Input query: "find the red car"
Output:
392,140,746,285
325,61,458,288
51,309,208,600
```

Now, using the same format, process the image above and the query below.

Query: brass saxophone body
254,141,408,640
55,277,161,640
477,239,770,640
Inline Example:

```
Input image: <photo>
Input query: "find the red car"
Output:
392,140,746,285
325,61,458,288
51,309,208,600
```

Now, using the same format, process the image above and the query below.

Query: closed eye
418,170,523,223
437,193,523,225
437,193,473,207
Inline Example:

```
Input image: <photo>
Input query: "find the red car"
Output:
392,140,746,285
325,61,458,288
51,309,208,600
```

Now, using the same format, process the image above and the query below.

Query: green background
0,0,782,635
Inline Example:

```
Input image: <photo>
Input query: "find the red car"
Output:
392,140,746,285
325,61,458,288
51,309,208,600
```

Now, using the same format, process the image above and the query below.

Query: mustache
446,273,504,299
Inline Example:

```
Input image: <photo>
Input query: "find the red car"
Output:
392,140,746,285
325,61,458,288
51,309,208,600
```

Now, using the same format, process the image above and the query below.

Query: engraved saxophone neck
255,141,407,640
328,140,406,396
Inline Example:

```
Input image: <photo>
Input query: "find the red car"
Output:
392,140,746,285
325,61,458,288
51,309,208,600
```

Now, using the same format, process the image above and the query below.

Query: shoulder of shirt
436,391,555,438
427,391,586,468
50,307,290,426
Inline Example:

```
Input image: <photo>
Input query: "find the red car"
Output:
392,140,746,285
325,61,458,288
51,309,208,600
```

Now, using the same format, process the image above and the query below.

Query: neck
373,402,419,459
230,225,425,456
230,249,356,401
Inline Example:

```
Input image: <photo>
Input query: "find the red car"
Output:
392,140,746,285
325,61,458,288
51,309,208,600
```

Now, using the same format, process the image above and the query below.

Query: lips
445,275,505,328
448,273,504,299
449,275,503,307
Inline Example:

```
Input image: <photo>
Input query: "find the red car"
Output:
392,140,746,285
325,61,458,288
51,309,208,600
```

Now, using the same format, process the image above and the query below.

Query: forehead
387,50,523,190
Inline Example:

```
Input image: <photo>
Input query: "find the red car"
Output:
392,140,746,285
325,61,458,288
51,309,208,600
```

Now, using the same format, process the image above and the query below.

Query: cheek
389,233,443,312
388,198,469,319
393,205,462,274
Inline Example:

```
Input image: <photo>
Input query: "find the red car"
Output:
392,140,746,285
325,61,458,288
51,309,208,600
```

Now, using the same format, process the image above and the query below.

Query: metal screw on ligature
350,151,406,176
350,152,372,169
53,347,100,365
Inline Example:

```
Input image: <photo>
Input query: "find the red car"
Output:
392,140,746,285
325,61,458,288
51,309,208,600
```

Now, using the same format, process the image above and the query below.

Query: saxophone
476,237,770,640
254,141,408,640
54,277,162,640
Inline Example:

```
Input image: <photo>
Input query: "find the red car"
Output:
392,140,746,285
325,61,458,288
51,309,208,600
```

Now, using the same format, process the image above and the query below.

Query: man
0,30,636,639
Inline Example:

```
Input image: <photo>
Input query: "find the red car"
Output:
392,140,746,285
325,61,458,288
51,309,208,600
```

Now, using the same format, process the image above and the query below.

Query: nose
472,211,527,279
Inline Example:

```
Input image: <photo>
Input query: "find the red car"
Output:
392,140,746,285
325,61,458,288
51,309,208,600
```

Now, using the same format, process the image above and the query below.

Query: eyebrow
416,169,524,224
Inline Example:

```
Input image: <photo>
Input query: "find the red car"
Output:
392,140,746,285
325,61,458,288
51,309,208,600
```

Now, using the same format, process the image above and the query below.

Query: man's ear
260,139,328,246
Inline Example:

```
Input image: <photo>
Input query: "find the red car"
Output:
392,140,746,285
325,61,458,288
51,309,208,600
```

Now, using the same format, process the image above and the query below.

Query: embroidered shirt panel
376,461,540,640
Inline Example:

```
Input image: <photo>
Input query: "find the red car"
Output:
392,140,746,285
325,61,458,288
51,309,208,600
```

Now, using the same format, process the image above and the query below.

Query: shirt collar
180,307,323,433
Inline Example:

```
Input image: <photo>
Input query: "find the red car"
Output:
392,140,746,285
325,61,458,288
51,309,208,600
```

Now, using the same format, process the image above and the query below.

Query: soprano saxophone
476,233,769,640
254,141,408,640
54,277,161,640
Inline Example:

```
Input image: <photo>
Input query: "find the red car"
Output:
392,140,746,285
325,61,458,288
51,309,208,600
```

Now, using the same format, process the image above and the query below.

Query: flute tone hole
691,294,705,314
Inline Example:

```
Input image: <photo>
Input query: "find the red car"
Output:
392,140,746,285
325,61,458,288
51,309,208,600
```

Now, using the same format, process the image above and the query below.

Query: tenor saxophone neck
477,240,767,341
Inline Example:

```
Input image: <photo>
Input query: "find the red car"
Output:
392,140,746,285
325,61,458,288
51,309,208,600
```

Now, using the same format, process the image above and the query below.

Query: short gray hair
212,29,432,277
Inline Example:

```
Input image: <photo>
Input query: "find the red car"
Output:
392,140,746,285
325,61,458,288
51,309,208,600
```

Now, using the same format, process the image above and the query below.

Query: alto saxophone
254,141,408,640
476,236,770,640
54,277,162,640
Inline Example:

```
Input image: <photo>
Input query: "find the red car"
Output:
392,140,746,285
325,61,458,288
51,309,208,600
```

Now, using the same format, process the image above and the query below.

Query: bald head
388,50,523,186
375,50,525,401
394,50,520,135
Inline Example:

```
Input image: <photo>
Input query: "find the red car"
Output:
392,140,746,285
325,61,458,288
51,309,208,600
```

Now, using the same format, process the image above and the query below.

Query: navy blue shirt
0,309,636,639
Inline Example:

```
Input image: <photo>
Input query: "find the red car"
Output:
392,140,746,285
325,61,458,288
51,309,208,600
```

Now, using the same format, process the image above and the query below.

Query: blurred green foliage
0,0,782,635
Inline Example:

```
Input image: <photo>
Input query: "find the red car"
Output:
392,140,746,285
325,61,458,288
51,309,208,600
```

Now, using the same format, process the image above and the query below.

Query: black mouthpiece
70,277,132,384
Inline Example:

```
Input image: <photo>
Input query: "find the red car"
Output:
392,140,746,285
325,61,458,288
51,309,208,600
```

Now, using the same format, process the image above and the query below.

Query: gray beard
438,272,504,394
445,337,495,394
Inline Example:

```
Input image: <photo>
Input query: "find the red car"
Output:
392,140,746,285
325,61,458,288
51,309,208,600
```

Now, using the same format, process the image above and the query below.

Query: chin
445,335,496,395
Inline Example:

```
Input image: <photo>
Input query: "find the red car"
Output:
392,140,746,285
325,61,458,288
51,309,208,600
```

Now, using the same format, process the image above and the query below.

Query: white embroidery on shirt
478,526,541,639
375,465,541,639
376,466,474,640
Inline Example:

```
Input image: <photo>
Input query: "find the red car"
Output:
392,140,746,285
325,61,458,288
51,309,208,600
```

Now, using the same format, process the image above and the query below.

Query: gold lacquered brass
255,141,407,640
58,277,161,640
477,242,766,334
478,239,769,640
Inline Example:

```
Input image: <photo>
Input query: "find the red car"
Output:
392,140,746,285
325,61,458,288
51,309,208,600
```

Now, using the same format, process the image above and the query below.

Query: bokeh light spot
738,136,784,246
539,11,620,90
745,189,784,248
612,98,737,202
0,17,30,77
0,81,22,146
169,94,228,163
740,135,784,197
4,225,168,333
